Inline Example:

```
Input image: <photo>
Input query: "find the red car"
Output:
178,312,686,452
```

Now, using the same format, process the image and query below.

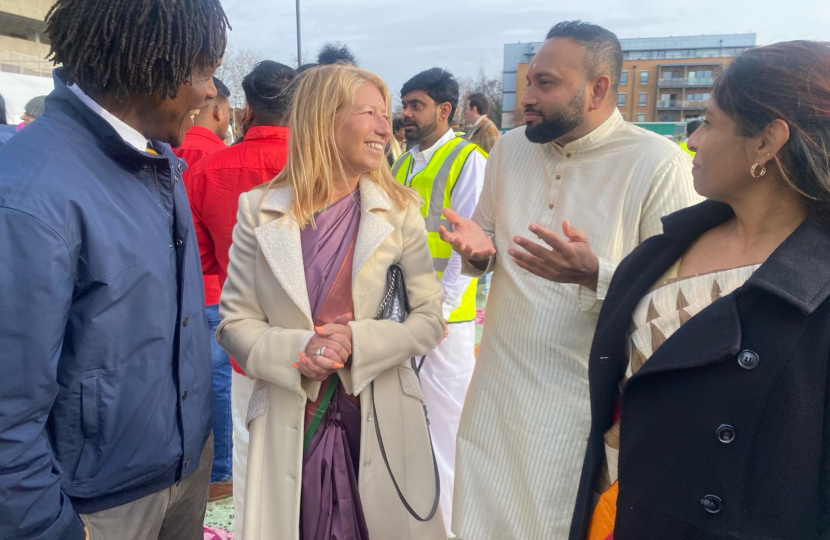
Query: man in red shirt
173,76,233,502
173,76,231,178
186,60,295,530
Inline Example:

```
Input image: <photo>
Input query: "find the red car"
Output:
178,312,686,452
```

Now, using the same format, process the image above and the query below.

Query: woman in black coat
570,41,830,540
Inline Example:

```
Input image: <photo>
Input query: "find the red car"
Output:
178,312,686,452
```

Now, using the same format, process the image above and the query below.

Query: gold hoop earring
750,163,767,178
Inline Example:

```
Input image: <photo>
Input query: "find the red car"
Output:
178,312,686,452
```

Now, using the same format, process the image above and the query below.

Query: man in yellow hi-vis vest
394,68,487,538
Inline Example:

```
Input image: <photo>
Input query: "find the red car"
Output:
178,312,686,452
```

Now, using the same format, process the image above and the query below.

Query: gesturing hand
438,208,496,261
295,313,354,381
508,220,599,290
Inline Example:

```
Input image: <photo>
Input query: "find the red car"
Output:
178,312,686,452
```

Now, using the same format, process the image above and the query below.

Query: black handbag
371,263,441,522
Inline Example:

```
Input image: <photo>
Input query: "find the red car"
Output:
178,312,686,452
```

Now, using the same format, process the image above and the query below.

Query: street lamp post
295,0,302,67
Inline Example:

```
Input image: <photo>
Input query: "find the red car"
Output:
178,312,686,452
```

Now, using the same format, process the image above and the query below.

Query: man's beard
404,114,439,144
524,88,586,144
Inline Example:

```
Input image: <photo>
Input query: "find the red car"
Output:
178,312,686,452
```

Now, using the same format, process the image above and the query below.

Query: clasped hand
294,313,353,381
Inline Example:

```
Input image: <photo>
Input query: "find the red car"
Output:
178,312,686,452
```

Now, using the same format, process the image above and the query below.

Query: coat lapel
253,178,395,326
630,295,742,381
254,185,314,327
353,177,394,287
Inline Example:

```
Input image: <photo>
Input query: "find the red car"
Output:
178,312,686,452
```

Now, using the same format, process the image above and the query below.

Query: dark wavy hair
712,41,830,225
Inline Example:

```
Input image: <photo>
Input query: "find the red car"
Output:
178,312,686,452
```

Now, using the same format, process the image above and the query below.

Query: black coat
569,200,830,540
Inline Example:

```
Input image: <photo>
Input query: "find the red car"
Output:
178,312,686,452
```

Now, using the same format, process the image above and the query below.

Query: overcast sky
221,0,828,100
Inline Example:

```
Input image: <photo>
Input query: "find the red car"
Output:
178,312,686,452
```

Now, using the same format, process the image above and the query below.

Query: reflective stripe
391,153,410,177
433,257,449,273
424,140,472,232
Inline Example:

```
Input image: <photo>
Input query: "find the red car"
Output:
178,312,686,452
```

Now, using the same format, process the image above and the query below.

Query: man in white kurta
446,22,702,540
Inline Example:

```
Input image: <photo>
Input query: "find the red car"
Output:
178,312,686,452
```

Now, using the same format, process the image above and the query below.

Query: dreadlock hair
45,0,230,101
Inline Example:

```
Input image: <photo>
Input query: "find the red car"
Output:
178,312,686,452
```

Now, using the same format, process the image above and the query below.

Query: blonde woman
215,65,446,540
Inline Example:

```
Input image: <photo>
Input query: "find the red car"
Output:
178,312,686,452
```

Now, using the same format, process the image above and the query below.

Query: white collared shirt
407,127,486,320
68,83,150,152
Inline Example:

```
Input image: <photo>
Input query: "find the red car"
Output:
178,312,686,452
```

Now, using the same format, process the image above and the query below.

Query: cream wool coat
215,177,447,540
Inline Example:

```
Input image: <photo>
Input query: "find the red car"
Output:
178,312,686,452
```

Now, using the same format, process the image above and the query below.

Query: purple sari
299,191,370,540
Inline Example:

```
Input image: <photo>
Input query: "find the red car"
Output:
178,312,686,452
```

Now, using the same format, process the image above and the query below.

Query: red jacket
187,125,290,373
173,125,227,304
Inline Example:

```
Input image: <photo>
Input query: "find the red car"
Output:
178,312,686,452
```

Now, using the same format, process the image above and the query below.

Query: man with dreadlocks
0,1,229,539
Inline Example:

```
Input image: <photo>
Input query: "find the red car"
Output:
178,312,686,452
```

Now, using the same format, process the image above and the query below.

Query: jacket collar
185,125,225,146
660,200,830,314
260,175,392,214
241,125,289,143
255,177,394,328
46,68,178,169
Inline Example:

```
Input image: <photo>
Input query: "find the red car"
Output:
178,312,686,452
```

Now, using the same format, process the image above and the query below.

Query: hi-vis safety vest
392,137,487,323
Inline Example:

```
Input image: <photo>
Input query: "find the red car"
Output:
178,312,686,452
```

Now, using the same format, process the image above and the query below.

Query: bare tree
215,47,264,137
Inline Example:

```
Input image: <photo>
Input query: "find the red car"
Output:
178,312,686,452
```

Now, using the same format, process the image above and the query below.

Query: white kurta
406,128,485,537
452,111,702,540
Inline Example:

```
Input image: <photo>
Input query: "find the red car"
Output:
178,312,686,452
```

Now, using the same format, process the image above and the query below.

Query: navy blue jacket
0,70,212,540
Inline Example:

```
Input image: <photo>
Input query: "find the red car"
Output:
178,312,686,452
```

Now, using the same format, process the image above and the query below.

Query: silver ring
315,346,327,356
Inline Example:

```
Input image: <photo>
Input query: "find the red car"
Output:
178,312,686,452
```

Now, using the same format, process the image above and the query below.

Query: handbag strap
303,374,339,450
371,380,440,522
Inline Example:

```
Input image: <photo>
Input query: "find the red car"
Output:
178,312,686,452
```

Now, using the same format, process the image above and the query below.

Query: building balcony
658,77,715,88
657,99,708,109
683,100,706,109
657,100,682,109
0,48,53,77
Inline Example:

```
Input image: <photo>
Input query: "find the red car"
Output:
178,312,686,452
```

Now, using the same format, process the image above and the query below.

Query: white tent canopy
0,71,55,124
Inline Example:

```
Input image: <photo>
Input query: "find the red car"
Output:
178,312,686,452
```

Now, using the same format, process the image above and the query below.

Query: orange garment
587,480,618,540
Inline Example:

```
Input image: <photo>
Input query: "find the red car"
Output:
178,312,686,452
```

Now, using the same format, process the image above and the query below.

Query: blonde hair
265,64,419,226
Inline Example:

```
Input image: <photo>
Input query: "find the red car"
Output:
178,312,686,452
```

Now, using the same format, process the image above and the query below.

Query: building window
619,71,628,86
637,114,646,122
639,93,647,107
621,113,625,120
618,93,627,107
660,114,677,122
640,71,649,85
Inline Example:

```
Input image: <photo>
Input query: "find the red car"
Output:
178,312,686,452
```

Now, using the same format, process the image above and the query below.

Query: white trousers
418,321,476,538
231,370,254,539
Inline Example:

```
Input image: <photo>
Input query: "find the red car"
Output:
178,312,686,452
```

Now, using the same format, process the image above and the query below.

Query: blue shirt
0,69,212,540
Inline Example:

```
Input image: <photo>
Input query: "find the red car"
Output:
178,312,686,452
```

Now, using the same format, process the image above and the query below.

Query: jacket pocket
81,377,99,439
398,366,424,402
74,377,100,480
247,385,268,428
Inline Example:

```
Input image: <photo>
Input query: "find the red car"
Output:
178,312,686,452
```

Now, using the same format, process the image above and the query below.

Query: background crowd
1,2,830,540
